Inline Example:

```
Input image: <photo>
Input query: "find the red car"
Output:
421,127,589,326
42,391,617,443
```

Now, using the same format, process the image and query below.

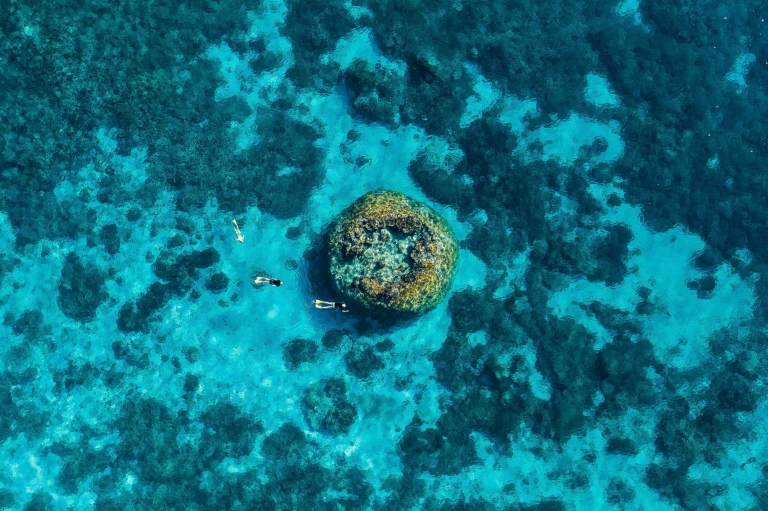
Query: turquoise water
1,0,766,509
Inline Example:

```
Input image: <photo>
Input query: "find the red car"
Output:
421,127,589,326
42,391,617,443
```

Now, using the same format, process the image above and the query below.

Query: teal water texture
0,0,767,510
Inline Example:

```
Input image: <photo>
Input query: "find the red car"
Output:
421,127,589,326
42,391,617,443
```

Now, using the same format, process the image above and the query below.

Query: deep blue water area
1,0,767,509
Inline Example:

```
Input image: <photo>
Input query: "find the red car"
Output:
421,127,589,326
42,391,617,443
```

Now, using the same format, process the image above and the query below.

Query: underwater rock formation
343,59,405,126
328,190,458,316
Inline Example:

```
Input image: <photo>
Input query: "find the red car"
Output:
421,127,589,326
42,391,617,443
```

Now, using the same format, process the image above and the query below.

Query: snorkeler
232,219,244,243
315,300,349,313
254,276,283,287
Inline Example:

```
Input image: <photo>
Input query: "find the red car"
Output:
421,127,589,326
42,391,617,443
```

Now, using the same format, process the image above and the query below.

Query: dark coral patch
57,253,108,323
321,329,346,350
587,224,632,285
205,272,230,294
198,403,264,464
0,383,48,444
52,362,100,394
99,223,121,255
20,493,53,511
283,0,356,88
0,489,14,508
343,59,405,126
117,247,222,333
283,338,320,370
116,281,170,333
11,310,51,346
345,345,384,380
303,377,358,434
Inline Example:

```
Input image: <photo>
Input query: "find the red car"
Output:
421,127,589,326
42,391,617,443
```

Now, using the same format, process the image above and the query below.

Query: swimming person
315,300,349,312
232,219,244,243
254,276,283,287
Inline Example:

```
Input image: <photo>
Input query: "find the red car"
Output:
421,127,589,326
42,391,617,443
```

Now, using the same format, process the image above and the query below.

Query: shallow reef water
0,0,767,509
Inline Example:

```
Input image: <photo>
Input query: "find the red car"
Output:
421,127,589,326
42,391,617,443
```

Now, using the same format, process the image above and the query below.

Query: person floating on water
232,219,244,243
315,300,349,312
254,276,283,287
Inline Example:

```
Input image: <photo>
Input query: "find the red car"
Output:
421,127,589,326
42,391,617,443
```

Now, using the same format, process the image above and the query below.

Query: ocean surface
1,0,766,509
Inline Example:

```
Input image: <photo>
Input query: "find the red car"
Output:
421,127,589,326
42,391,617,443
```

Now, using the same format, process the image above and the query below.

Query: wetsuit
334,302,348,312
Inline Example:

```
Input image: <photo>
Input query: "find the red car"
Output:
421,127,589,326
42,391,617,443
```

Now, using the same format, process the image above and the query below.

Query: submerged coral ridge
329,190,459,315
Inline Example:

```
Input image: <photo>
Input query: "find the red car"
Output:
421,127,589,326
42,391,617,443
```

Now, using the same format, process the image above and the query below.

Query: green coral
328,190,458,315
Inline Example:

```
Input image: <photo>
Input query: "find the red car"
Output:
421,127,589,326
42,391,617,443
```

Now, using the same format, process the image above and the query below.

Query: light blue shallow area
0,0,764,510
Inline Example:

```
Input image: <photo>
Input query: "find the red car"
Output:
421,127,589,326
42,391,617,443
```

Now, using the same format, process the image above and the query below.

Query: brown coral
328,190,459,316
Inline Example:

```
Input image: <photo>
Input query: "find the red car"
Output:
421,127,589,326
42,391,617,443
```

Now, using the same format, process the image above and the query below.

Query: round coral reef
328,190,459,316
